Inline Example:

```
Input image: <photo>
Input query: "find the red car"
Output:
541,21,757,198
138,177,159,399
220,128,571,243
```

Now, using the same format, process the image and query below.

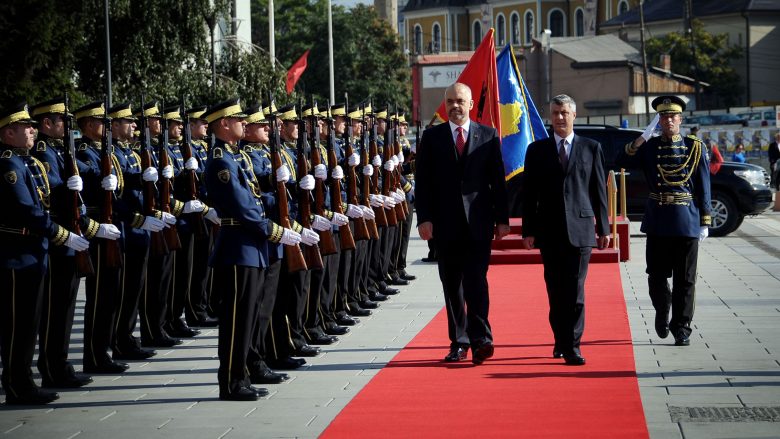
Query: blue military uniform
616,95,711,346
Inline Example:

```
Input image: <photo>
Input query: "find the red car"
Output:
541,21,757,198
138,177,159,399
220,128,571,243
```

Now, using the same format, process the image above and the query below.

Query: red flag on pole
432,29,500,135
286,49,310,94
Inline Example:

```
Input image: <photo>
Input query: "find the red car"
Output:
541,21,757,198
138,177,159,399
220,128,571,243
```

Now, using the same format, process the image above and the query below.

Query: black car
506,125,773,236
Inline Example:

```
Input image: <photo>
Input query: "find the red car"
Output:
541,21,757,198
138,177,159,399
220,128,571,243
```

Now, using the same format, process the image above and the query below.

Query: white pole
269,0,275,69
328,0,335,103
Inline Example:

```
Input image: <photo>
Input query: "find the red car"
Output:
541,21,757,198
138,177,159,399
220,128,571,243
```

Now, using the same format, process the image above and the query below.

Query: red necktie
455,126,466,157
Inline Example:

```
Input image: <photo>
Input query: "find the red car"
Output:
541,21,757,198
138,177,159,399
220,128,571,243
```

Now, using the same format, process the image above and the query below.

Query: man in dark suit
522,94,610,366
415,82,510,365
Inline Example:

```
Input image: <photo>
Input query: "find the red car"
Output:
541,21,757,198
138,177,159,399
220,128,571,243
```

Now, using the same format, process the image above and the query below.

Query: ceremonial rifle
296,100,323,269
64,93,94,276
392,105,409,218
100,94,122,268
338,96,369,242
139,95,168,256
371,103,397,226
364,104,387,227
309,98,337,255
180,95,206,237
158,100,181,251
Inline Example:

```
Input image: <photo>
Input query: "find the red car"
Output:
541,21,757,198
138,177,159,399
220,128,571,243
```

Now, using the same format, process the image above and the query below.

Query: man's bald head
444,82,473,126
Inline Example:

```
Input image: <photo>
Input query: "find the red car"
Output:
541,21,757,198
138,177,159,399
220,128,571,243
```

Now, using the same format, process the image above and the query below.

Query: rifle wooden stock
158,135,182,251
338,142,368,243
140,145,168,257
357,133,380,239
310,136,337,255
377,137,398,226
64,116,94,277
100,116,122,268
392,124,409,219
271,149,307,272
296,123,323,270
180,107,207,237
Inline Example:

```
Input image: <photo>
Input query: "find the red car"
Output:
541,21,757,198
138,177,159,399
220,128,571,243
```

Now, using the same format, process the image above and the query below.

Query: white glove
331,165,344,180
64,232,89,251
67,175,83,192
360,205,375,220
314,164,328,180
699,226,709,242
392,190,404,203
183,200,205,214
185,157,199,171
101,174,118,191
362,165,373,176
383,195,397,209
140,216,165,232
641,114,660,141
280,228,302,246
142,167,158,182
346,204,364,218
96,223,121,240
276,164,291,183
311,214,331,231
161,211,177,225
299,174,315,191
161,165,174,179
369,194,384,208
372,155,382,167
383,160,395,172
397,151,404,163
300,228,320,246
331,212,349,226
204,208,220,225
391,155,399,166
348,153,360,167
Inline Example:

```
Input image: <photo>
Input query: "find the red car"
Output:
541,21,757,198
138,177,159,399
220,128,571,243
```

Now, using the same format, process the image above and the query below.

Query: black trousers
84,242,121,367
396,203,414,272
37,250,81,382
113,244,149,354
305,264,326,338
168,230,195,327
435,236,493,348
213,265,264,395
320,235,341,327
185,231,212,323
273,261,310,352
141,250,174,341
646,235,699,337
249,259,280,368
540,242,592,356
1,264,46,396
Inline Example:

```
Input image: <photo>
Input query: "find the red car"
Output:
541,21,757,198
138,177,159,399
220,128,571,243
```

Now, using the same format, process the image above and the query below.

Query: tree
645,19,742,108
251,0,411,109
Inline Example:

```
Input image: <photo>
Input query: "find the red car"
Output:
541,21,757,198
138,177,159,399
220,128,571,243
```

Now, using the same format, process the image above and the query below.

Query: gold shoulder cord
29,156,52,208
110,153,125,197
239,150,262,198
656,138,701,187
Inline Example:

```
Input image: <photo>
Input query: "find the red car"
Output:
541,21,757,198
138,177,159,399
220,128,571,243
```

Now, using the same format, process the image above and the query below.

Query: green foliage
645,19,743,107
251,0,411,109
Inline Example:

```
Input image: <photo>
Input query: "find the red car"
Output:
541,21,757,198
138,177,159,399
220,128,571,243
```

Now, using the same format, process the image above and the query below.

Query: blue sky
332,0,373,7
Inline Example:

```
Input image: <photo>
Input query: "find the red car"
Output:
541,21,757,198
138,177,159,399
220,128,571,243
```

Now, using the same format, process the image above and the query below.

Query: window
575,8,584,36
524,11,534,44
496,14,506,46
618,0,630,15
432,23,441,53
473,20,482,50
414,25,422,54
549,9,564,37
511,12,520,45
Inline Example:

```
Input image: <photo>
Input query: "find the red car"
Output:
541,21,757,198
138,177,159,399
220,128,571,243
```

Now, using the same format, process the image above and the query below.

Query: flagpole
269,0,276,70
328,0,335,103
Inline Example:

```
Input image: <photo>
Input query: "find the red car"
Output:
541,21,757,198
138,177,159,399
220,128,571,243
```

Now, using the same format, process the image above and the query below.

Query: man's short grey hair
550,94,576,112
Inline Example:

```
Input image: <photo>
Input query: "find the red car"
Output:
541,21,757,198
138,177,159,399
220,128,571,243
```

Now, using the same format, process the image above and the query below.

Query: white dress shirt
553,131,575,160
449,119,471,144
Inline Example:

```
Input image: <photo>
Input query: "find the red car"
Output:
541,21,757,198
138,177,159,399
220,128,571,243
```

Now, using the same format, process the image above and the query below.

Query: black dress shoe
674,331,691,346
83,360,130,374
325,325,349,335
164,323,200,338
188,316,219,327
250,369,289,385
219,386,258,401
399,270,416,281
348,307,372,317
443,346,468,362
389,276,409,286
552,349,563,359
249,385,269,397
336,315,359,326
5,388,59,405
113,347,157,361
142,335,182,348
380,286,400,295
308,334,338,345
42,373,93,389
421,257,437,263
563,354,586,366
359,299,378,309
267,357,306,370
472,342,495,365
294,345,321,357
369,291,388,302
655,309,670,339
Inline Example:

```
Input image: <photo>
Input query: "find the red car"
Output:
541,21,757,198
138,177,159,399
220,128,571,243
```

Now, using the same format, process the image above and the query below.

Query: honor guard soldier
0,104,90,404
393,113,416,282
385,112,414,286
107,102,164,362
29,98,97,388
72,101,129,374
202,98,302,401
617,95,711,347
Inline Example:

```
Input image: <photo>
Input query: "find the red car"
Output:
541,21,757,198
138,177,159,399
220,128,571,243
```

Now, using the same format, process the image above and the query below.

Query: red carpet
321,264,648,438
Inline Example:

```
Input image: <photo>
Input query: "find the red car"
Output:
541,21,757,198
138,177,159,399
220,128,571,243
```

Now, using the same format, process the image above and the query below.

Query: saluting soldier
202,98,302,401
617,96,711,347
0,104,90,404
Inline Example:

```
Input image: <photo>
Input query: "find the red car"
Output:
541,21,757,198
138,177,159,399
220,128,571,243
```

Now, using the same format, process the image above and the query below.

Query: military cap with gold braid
186,105,208,121
323,102,346,119
347,104,364,120
202,98,246,124
0,103,37,129
134,101,161,118
108,102,138,121
277,103,299,122
397,113,409,124
375,108,389,120
262,101,278,118
244,104,267,124
163,105,183,122
301,103,321,119
651,95,686,114
30,97,69,118
73,101,106,121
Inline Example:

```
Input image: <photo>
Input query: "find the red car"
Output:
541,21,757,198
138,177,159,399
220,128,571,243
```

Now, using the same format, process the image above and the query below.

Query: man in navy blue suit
522,94,610,366
415,82,510,365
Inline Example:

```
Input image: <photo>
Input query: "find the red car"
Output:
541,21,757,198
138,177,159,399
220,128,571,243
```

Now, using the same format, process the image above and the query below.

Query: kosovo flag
496,44,548,180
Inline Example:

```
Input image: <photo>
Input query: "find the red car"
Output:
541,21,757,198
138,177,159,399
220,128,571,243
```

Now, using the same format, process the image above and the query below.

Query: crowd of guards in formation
0,95,418,403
